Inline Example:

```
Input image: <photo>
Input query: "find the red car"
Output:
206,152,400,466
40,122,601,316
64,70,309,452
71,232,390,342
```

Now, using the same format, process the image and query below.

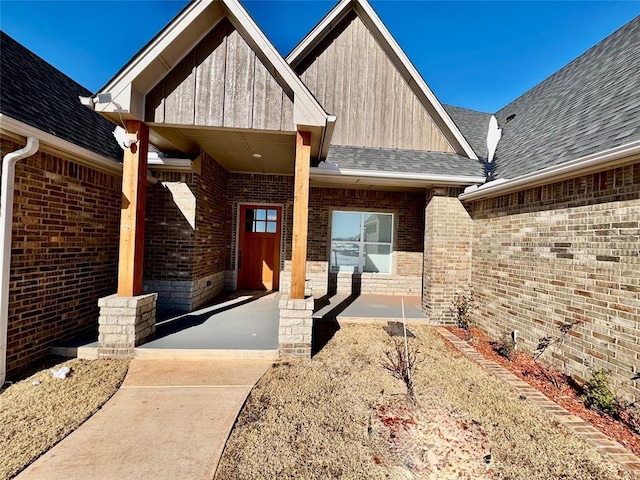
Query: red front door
238,205,282,290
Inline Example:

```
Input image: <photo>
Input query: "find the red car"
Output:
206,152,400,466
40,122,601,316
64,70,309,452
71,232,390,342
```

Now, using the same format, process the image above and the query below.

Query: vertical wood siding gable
146,18,294,131
298,12,453,152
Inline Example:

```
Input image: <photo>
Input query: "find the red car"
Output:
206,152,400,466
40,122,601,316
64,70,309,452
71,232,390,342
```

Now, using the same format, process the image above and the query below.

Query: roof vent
506,114,516,123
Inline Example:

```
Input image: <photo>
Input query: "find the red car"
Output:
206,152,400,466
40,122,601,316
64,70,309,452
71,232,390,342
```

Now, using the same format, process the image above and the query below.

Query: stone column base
278,295,314,358
98,292,157,357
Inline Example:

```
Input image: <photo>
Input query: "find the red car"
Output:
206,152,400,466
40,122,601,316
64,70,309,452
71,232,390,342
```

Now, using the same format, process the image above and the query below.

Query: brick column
98,292,157,357
422,196,473,322
278,294,314,358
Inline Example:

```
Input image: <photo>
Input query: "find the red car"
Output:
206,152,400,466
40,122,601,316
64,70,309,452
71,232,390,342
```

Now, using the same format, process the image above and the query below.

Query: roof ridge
286,0,478,160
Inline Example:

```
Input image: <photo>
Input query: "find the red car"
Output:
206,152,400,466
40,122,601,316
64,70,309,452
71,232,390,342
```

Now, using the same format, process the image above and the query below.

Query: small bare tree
382,339,420,401
381,299,421,401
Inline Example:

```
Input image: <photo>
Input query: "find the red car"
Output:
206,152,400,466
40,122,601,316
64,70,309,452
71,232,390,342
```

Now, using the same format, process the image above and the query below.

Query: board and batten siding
146,18,294,131
297,12,453,152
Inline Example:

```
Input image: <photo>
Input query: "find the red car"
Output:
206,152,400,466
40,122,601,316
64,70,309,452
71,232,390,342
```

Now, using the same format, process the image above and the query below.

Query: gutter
1,137,40,387
1,114,159,183
0,114,122,176
459,140,640,201
310,167,485,186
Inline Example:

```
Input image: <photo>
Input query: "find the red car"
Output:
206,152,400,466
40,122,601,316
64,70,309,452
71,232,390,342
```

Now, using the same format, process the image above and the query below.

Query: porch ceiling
148,124,311,174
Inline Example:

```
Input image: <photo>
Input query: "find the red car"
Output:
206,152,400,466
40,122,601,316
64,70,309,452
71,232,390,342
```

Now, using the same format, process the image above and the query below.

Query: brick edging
435,327,640,477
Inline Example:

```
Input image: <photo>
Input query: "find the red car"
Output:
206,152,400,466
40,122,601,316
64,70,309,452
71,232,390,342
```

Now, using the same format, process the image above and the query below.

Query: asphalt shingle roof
0,31,122,162
443,104,491,161
327,145,485,178
493,16,640,179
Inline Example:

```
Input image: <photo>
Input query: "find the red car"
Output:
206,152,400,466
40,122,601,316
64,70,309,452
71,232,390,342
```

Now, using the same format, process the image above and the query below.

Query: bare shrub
450,288,475,329
496,333,516,361
382,338,420,401
534,319,582,361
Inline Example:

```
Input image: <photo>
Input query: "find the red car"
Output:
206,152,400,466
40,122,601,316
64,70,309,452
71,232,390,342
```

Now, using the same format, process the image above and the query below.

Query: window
245,208,278,233
330,211,393,273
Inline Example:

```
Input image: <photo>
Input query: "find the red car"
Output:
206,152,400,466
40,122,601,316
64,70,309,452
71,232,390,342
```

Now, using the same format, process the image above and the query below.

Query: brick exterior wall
144,171,195,283
226,179,425,296
144,153,228,311
307,187,425,296
422,194,473,321
468,163,640,400
226,173,294,289
1,137,121,378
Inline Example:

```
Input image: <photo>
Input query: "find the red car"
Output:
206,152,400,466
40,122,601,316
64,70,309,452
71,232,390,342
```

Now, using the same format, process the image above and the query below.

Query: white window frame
330,210,394,274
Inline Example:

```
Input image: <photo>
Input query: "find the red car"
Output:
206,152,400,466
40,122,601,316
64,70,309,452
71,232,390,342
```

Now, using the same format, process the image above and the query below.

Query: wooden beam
290,131,311,299
117,120,149,297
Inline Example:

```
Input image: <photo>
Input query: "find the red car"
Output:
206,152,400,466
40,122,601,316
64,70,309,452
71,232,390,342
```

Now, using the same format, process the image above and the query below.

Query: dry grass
216,324,633,480
0,358,129,479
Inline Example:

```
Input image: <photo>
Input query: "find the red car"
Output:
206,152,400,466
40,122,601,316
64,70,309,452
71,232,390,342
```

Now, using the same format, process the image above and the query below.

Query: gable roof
443,105,491,161
287,0,478,160
493,16,640,179
0,31,121,162
95,0,328,131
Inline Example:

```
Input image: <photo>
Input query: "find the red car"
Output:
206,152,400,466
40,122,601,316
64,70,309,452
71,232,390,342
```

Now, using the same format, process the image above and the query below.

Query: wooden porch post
117,119,149,297
290,131,311,299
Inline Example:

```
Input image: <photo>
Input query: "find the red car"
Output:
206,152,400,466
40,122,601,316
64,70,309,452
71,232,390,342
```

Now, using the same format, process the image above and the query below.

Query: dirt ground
0,358,130,479
216,323,633,480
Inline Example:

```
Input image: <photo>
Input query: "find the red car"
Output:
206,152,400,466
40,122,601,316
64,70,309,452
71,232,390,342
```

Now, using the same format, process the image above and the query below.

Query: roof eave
459,140,640,202
310,166,485,187
95,0,329,129
0,113,123,176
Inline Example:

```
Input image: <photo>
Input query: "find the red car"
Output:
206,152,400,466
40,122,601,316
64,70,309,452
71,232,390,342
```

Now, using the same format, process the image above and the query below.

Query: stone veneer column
98,293,157,357
422,196,473,322
278,294,314,358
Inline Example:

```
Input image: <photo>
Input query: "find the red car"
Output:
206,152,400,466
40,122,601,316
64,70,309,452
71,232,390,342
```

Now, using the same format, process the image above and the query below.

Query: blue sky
1,1,638,113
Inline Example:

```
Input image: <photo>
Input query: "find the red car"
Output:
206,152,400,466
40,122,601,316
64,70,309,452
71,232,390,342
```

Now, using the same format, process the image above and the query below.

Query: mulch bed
446,326,640,457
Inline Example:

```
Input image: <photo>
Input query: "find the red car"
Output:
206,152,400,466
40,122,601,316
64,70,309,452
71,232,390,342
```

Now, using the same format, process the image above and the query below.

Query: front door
238,205,282,290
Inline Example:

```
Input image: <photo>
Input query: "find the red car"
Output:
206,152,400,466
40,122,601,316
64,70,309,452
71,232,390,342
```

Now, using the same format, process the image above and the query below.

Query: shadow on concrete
153,291,271,341
311,294,359,357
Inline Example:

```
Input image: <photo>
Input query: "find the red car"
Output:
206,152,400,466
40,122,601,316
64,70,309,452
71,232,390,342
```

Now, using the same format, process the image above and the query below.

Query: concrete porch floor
314,294,428,322
53,292,428,361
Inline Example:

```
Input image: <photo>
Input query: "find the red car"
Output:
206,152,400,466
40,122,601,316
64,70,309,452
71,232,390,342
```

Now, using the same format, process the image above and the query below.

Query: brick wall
1,137,121,378
144,153,228,311
144,171,196,282
422,194,473,321
226,179,425,296
227,173,294,288
307,187,425,296
468,163,640,399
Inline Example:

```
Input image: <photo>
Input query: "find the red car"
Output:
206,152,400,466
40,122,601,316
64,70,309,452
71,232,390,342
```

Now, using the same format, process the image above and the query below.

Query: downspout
1,137,40,387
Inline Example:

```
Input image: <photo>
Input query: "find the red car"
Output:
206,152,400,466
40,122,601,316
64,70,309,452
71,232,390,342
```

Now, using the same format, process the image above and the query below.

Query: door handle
238,251,243,270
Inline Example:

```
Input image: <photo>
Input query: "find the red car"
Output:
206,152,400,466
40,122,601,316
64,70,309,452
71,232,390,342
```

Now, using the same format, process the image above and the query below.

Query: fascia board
459,140,640,201
310,166,485,186
98,0,216,98
286,0,353,66
223,0,328,128
0,114,123,176
353,0,478,160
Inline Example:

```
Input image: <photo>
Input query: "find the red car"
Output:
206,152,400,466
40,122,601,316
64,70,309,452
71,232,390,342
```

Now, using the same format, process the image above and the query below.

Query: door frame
235,202,285,291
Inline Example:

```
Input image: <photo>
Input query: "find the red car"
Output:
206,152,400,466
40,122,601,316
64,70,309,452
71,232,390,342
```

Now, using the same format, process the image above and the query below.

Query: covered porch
54,292,427,360
88,0,332,359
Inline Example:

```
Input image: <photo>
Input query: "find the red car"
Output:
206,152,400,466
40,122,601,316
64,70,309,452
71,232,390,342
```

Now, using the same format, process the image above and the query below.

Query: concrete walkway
17,358,271,480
